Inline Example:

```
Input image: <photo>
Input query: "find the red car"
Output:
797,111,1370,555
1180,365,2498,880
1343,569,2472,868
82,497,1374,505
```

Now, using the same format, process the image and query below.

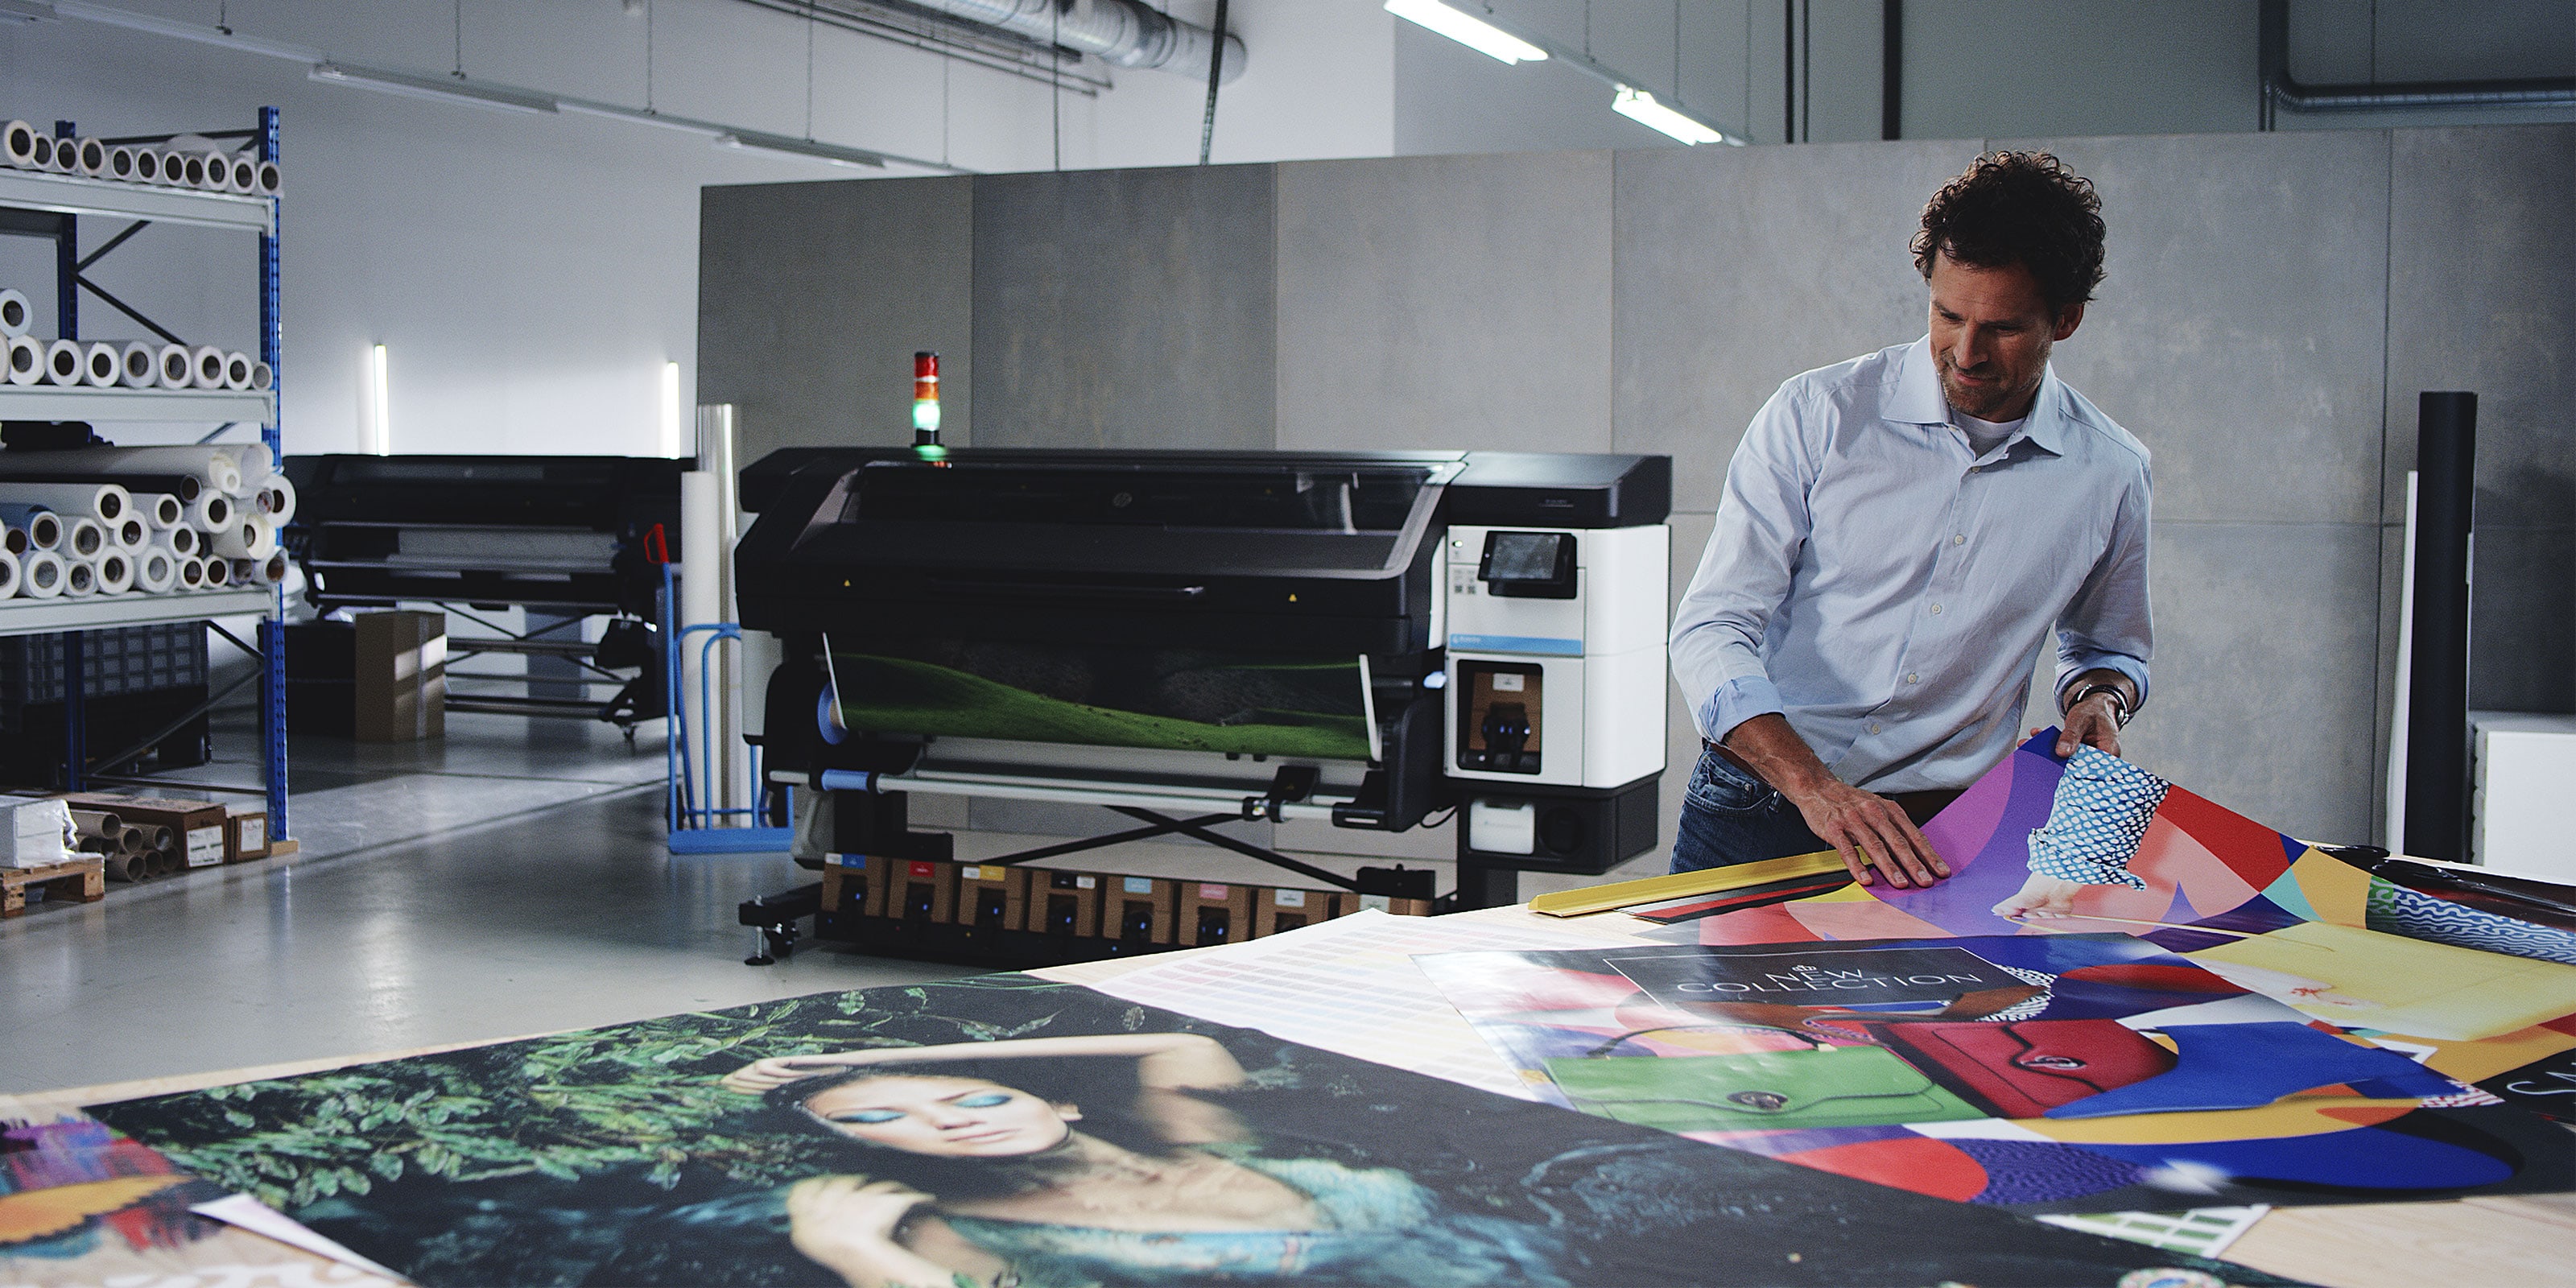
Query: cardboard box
1253,886,1333,938
869,856,954,924
1178,881,1257,947
820,855,868,917
68,795,225,869
1106,874,1176,946
1022,868,1101,939
224,803,270,862
1338,890,1434,918
953,864,1028,931
354,610,445,742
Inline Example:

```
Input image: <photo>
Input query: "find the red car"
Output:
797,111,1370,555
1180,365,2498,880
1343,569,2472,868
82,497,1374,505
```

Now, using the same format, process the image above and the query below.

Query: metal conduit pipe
2259,0,2576,129
928,0,1245,82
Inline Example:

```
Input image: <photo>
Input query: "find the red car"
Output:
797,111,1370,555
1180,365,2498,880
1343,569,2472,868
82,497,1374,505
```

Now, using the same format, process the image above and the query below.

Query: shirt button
1905,673,1919,684
1868,722,1881,734
1952,535,1965,546
1930,604,1943,616
1970,466,1982,474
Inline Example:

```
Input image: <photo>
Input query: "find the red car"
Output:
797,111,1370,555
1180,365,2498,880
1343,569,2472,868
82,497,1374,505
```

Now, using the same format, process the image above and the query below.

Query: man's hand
2054,669,2135,758
1785,775,1951,890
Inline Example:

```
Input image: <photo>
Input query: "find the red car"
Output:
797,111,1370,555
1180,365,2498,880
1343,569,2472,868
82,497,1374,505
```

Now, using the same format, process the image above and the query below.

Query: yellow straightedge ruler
1528,849,1846,917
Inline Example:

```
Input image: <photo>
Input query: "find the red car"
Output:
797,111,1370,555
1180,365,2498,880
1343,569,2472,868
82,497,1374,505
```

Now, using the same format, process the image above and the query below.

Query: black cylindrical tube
2405,390,2475,861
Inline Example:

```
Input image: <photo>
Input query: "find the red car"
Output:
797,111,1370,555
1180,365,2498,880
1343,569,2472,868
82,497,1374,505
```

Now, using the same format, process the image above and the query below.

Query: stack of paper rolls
0,444,290,601
1,122,280,195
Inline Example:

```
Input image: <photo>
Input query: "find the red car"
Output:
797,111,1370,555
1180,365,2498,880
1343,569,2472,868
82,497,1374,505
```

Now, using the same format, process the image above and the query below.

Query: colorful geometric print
2027,747,2170,890
2367,877,2576,967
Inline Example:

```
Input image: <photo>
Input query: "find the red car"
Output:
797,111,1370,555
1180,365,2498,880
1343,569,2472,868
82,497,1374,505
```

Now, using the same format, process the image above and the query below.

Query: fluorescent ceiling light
1612,86,1726,145
711,131,886,169
310,62,559,115
1385,0,1545,64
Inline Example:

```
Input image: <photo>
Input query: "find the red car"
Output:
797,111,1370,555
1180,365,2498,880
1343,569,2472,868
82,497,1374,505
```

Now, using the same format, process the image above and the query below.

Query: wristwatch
2065,682,2132,729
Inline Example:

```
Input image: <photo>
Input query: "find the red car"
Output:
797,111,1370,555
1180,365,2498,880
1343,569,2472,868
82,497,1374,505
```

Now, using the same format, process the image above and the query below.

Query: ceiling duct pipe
2259,0,2576,129
928,0,1245,82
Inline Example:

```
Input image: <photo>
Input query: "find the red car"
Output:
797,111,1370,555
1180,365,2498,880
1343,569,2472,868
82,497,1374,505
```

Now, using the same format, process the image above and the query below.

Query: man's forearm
2059,667,2137,713
1719,712,1839,798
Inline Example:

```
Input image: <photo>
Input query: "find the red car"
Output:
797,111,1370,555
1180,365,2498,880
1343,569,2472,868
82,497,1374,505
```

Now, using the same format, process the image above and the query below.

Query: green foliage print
105,975,1084,1212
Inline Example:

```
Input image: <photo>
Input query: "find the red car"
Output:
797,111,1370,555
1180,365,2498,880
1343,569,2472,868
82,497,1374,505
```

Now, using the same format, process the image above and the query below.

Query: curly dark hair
1912,151,2106,316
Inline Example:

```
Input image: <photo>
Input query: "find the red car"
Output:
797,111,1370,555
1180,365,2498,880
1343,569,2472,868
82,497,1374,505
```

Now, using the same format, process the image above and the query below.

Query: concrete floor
1,708,1667,1096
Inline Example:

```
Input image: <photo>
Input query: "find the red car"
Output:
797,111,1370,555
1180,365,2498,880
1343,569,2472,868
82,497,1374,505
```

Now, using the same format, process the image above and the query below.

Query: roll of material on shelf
198,150,228,190
0,448,242,497
0,288,27,336
133,492,185,529
106,144,134,180
176,555,204,589
81,342,119,387
222,350,252,390
43,339,82,385
171,151,199,188
131,147,159,183
0,482,130,522
20,550,62,598
63,559,95,597
191,345,225,389
200,555,229,587
1,122,33,167
0,549,20,599
0,522,17,555
157,343,192,388
228,156,256,192
256,160,280,194
96,551,133,595
64,516,104,559
254,476,295,523
213,516,276,560
110,515,146,550
249,360,273,391
154,524,196,557
74,138,105,176
6,335,39,385
119,341,157,387
135,548,175,593
0,506,60,551
192,491,233,532
237,551,288,586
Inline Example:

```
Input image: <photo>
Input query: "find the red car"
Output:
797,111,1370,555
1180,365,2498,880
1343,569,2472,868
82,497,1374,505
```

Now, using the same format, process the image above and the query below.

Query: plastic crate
0,625,209,704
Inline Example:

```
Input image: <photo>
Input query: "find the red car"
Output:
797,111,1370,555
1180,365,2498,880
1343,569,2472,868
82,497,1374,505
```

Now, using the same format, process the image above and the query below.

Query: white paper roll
0,448,245,498
119,341,157,387
156,343,192,388
0,288,27,336
135,548,174,593
5,335,39,385
1,121,34,167
72,138,105,176
199,150,229,190
131,492,185,530
235,553,289,587
0,520,15,555
111,515,147,550
0,483,130,522
153,524,196,557
223,351,252,390
0,549,20,599
200,555,229,587
132,147,160,184
167,151,194,187
82,341,120,387
106,145,134,181
43,339,83,385
249,360,273,392
228,156,256,192
192,492,234,532
64,559,95,597
96,551,133,595
257,475,297,525
213,515,277,560
20,550,62,598
255,159,281,195
176,555,204,589
47,138,73,173
0,506,60,551
191,345,225,389
64,516,105,558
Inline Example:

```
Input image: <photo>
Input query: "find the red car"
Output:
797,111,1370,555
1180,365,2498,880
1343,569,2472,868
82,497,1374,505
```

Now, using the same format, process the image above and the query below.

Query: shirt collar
1888,334,2068,458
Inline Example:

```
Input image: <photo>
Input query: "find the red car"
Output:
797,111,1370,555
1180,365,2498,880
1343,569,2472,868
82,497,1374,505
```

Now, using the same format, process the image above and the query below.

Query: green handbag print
1542,1029,1987,1131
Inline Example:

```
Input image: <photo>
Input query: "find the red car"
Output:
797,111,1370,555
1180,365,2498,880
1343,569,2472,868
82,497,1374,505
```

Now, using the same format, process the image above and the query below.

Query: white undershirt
1952,409,2025,460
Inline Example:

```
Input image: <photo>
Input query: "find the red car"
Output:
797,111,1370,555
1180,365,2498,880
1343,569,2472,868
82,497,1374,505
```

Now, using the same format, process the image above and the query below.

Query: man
1668,151,2151,902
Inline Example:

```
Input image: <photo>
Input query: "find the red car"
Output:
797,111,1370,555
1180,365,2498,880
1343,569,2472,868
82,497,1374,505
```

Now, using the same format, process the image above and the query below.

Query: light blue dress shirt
1670,336,2153,794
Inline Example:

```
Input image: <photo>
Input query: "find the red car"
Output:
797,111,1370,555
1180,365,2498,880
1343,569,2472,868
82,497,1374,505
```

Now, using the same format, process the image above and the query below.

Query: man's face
1926,250,2083,422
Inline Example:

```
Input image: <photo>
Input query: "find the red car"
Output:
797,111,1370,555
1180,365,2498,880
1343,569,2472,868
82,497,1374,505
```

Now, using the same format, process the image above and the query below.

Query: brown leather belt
1705,740,1963,826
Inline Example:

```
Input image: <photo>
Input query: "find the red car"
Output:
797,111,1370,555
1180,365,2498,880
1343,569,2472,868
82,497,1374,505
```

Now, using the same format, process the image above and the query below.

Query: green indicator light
913,399,941,434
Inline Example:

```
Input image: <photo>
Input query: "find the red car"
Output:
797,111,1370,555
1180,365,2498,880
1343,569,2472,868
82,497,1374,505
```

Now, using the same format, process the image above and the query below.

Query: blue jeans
1669,745,1831,874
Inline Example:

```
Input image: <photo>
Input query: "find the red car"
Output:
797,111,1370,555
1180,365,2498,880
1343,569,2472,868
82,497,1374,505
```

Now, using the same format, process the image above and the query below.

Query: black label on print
1606,945,2021,1011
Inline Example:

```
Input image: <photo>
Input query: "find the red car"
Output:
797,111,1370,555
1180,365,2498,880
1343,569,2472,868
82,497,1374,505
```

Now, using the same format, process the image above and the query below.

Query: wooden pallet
2,856,105,917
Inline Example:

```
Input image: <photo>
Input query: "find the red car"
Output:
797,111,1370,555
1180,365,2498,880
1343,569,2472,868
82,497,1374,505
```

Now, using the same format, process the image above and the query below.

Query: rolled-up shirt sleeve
2052,462,2153,710
1670,383,1818,743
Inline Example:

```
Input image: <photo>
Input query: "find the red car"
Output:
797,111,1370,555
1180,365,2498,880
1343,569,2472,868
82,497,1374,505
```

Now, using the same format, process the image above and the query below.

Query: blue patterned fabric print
943,1154,1575,1288
1947,1137,2149,1205
2025,746,2169,890
2368,878,2576,966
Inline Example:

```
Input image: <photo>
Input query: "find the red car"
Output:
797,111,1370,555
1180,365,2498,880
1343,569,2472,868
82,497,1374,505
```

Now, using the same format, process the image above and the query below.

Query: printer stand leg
1451,860,1519,910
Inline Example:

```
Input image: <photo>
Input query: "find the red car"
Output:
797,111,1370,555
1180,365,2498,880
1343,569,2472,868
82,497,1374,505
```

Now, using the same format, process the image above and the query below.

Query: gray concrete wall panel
1275,151,1614,452
697,176,974,469
970,164,1278,450
1612,138,1984,514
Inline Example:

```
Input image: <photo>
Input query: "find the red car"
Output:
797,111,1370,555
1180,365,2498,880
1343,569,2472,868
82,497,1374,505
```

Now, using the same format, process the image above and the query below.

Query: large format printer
737,447,1670,922
282,454,683,727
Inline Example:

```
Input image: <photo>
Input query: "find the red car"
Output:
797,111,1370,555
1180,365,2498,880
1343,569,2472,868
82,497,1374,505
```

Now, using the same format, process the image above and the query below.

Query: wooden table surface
8,904,2574,1288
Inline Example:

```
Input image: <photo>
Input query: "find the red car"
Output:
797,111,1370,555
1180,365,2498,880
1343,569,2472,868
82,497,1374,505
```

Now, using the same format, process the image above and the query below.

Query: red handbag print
1828,1018,2177,1119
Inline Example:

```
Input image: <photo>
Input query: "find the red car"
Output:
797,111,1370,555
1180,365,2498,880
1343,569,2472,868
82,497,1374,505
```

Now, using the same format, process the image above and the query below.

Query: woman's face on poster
801,1075,1079,1157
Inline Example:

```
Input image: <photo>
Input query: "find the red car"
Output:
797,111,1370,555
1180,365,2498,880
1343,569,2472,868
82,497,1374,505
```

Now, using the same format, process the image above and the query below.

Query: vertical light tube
658,361,683,457
367,343,393,455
